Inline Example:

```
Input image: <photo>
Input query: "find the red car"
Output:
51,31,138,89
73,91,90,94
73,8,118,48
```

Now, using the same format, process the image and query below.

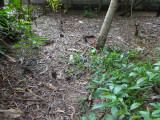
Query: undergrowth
83,6,98,18
69,46,160,120
0,1,48,57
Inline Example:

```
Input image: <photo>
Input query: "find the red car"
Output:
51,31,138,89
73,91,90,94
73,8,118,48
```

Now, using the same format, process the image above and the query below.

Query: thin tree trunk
0,0,4,9
96,0,118,50
98,0,102,13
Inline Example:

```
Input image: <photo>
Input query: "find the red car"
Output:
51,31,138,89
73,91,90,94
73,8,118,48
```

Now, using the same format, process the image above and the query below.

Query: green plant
69,46,160,120
83,6,98,18
0,1,48,57
63,4,68,14
46,0,62,12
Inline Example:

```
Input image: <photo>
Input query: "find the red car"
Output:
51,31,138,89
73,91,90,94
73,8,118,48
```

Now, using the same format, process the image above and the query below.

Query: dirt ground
0,10,160,120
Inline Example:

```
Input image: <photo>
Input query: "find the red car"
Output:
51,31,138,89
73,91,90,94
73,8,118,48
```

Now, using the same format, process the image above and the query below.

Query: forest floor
0,10,160,120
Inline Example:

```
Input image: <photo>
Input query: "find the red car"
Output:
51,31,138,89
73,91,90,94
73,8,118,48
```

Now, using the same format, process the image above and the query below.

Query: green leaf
129,116,141,120
111,106,118,119
139,111,150,118
105,114,114,120
101,95,117,101
0,50,4,55
88,112,96,120
154,62,160,66
136,77,148,85
114,85,123,94
13,44,22,48
155,47,160,50
91,48,96,53
117,106,128,116
152,109,160,117
153,118,160,120
130,103,141,110
149,73,158,81
92,90,102,99
128,63,135,68
144,118,152,120
154,66,159,71
98,88,109,91
81,117,89,120
129,72,138,77
91,102,108,110
150,103,160,109
128,86,140,90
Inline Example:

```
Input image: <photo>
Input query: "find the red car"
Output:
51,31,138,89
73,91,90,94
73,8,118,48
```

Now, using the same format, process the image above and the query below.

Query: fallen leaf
38,81,42,86
79,21,83,23
68,48,82,52
136,46,144,51
14,88,24,91
45,83,57,91
28,88,33,93
0,108,23,118
75,82,88,85
56,110,65,113
38,54,43,57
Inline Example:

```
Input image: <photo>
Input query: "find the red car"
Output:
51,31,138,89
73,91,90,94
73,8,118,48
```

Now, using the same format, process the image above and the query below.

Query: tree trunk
96,0,118,50
0,0,4,9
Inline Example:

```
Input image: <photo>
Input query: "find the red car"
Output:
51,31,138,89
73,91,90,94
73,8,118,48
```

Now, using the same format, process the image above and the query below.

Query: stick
0,99,43,102
2,53,16,62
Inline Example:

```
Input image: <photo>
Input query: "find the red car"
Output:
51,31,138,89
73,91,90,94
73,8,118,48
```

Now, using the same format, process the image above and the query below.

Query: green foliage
70,46,160,120
0,0,46,56
83,6,98,18
46,0,62,12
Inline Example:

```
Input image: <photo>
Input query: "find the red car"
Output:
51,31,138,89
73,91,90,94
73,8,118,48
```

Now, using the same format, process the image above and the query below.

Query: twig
2,53,16,62
1,40,11,48
69,105,76,119
0,99,43,102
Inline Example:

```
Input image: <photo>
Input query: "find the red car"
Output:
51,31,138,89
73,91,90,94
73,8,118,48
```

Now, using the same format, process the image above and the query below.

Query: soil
0,10,160,120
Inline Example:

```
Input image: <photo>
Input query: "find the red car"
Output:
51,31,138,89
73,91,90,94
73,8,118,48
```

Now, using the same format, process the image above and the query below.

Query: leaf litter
0,10,159,119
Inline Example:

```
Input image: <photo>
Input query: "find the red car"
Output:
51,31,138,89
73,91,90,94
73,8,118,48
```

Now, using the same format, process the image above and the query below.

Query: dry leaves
0,108,23,118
